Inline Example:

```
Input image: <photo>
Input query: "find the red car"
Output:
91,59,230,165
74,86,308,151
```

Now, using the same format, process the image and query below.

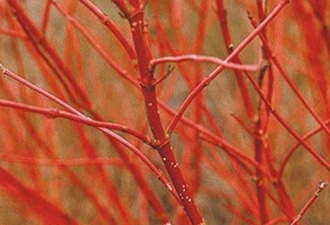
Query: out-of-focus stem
0,154,123,167
7,0,91,108
168,0,289,134
215,0,256,120
0,63,178,216
52,1,135,85
0,167,79,225
0,99,153,146
279,118,330,178
307,0,330,57
254,121,270,223
79,0,136,59
254,1,271,223
41,0,52,33
246,12,330,171
237,61,330,171
249,11,330,139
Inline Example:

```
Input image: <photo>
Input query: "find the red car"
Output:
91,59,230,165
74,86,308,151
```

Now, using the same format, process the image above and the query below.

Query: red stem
123,5,205,224
0,167,79,225
6,0,91,108
168,0,289,134
150,54,259,71
0,99,153,147
245,12,330,171
249,11,330,139
254,1,271,223
254,121,270,223
53,1,134,85
215,0,256,120
0,63,178,217
244,63,330,171
279,118,330,178
0,154,124,167
79,0,136,59
41,0,52,33
290,181,328,225
307,0,330,57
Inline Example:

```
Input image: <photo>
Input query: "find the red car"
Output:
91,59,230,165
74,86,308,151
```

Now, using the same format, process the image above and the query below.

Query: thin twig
150,54,260,72
166,0,290,134
290,181,328,225
0,63,177,202
0,99,153,146
0,154,124,167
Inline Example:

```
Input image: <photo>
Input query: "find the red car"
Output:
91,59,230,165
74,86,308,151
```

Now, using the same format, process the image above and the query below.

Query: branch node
48,108,60,118
138,79,153,90
118,11,127,19
154,138,170,150
260,60,269,76
0,63,8,74
228,43,235,52
151,64,175,86
319,180,328,189
127,9,143,22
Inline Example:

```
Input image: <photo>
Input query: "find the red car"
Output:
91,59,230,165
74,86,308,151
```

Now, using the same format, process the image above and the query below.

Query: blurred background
0,0,329,224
